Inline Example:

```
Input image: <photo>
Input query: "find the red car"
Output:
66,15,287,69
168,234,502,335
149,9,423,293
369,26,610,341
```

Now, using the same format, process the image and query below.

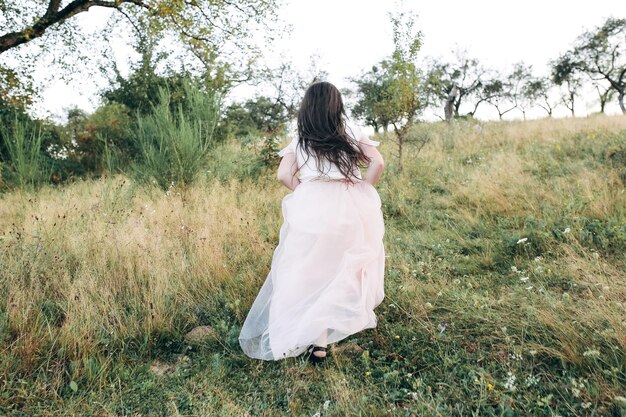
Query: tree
483,76,516,120
423,50,487,121
523,76,559,117
216,96,289,141
0,0,282,101
61,103,133,176
571,17,626,113
551,53,583,116
0,66,35,109
350,65,395,133
262,56,329,122
385,8,425,170
103,39,201,117
591,79,616,113
508,63,533,119
377,6,425,171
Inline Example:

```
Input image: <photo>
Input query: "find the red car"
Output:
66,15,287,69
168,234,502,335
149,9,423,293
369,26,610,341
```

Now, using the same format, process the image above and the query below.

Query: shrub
0,116,49,188
131,81,220,190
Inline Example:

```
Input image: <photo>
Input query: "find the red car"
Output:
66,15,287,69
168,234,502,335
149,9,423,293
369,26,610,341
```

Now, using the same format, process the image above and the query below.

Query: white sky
29,0,626,122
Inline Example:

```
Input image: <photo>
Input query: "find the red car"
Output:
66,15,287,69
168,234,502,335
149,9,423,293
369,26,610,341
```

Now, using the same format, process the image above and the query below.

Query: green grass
0,116,625,416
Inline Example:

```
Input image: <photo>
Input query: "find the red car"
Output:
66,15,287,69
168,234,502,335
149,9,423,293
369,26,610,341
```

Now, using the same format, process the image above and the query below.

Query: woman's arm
277,152,301,191
360,142,384,186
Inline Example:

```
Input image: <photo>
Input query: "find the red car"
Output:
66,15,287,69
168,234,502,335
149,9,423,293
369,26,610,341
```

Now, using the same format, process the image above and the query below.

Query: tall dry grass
1,115,625,416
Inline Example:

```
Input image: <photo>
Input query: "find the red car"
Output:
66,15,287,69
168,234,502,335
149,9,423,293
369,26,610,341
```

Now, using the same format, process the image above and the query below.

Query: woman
238,81,385,364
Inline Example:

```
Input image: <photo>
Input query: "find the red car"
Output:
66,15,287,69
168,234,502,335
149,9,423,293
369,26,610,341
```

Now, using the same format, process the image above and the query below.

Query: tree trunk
619,92,626,114
397,132,403,173
392,123,406,172
444,86,458,122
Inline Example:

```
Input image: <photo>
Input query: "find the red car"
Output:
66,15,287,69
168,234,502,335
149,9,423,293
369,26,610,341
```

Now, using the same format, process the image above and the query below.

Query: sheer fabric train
239,178,385,360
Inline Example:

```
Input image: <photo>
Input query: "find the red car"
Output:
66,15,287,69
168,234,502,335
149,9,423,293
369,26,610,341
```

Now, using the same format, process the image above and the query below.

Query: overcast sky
31,0,626,121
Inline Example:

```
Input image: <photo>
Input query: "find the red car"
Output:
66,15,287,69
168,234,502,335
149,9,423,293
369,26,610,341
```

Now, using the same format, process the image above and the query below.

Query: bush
0,116,49,188
131,81,220,190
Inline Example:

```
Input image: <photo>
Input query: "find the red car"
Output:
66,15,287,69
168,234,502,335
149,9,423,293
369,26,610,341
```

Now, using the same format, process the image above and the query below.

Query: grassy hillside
1,116,625,416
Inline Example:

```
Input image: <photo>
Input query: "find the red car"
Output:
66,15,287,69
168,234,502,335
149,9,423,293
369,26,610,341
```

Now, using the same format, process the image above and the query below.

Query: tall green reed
0,117,49,189
131,81,220,190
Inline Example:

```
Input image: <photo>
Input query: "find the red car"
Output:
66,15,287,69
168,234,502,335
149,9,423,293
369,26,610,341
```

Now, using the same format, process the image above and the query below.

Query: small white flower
525,374,540,387
563,227,571,234
583,349,601,358
520,277,529,282
323,400,330,410
526,286,534,290
511,266,518,272
517,238,528,244
503,371,517,391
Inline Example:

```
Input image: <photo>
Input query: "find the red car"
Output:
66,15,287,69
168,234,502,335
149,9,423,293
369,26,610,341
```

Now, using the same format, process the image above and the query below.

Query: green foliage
104,58,199,117
0,115,49,188
569,17,626,113
215,96,289,142
423,50,486,120
131,81,220,190
59,103,134,178
0,65,35,108
0,0,282,91
350,66,396,132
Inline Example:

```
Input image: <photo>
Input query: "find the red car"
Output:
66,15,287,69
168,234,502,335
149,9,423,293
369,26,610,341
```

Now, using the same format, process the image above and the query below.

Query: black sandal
307,345,328,364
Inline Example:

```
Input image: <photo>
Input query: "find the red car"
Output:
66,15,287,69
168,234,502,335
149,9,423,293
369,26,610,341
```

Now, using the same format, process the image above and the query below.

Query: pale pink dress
238,123,385,360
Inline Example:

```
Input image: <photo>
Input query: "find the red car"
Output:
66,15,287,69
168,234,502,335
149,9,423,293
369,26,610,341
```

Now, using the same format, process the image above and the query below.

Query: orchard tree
350,64,396,133
591,80,616,113
523,76,559,117
350,5,425,171
551,53,583,116
384,7,425,171
571,17,626,113
483,76,516,120
508,62,533,119
423,50,487,121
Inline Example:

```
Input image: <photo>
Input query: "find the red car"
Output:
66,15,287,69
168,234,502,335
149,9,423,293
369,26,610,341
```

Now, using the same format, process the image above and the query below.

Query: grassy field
1,116,625,416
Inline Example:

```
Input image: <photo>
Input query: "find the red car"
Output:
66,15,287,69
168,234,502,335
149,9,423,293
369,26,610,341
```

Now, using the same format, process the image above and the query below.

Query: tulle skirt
238,178,385,360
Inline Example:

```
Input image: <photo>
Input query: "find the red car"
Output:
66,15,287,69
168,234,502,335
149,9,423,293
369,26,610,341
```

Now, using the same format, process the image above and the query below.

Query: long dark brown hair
296,81,371,183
